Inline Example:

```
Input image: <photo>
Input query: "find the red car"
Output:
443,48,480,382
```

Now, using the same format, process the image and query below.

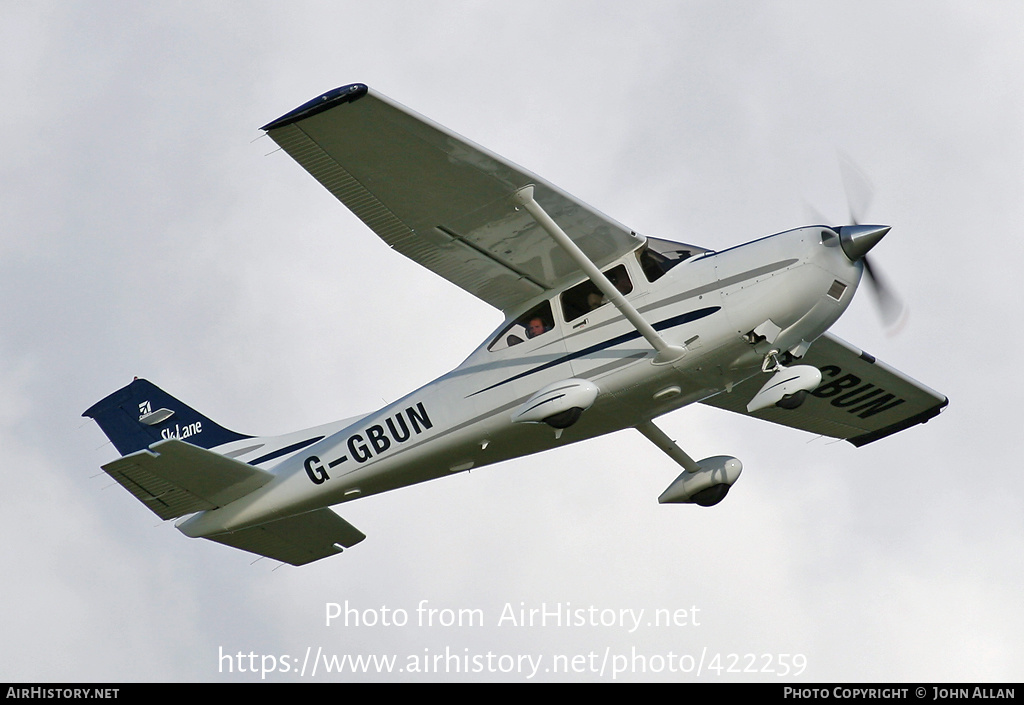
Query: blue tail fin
83,378,251,456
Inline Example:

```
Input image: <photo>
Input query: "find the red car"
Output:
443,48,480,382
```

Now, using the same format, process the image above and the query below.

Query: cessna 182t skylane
85,84,947,566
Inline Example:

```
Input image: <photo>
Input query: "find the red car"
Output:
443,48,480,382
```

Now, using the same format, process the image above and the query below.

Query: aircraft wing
100,439,274,521
261,84,644,313
701,332,948,446
204,508,365,567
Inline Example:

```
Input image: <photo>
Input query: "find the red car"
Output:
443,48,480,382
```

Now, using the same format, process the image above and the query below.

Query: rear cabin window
560,265,632,322
487,301,556,352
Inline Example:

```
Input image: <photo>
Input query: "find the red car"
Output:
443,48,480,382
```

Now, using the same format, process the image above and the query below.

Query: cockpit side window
487,301,555,352
637,237,707,282
560,264,633,322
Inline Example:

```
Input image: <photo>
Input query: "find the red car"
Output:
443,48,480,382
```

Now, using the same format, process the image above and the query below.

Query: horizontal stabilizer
101,439,273,521
203,509,366,566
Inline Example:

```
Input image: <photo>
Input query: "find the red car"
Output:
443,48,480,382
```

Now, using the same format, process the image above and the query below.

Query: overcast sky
3,1,1022,683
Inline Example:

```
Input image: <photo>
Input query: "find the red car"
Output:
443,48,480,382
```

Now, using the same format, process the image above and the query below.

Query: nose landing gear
745,350,822,413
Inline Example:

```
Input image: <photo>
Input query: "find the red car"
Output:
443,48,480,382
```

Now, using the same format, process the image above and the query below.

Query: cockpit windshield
636,237,710,282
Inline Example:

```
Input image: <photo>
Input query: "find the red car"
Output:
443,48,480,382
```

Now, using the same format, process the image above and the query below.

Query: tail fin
83,378,250,456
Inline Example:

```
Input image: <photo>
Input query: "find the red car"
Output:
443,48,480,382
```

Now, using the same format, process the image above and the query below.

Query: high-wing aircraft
84,84,947,566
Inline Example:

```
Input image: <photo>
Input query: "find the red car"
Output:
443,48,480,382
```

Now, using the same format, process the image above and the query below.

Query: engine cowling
658,456,743,506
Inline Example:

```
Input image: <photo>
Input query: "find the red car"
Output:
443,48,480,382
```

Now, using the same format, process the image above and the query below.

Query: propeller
858,245,906,331
836,156,908,332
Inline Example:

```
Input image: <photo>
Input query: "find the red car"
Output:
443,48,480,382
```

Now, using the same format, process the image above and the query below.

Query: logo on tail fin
160,421,203,441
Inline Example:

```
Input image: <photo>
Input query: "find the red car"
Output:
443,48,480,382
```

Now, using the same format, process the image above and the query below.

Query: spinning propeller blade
836,156,908,332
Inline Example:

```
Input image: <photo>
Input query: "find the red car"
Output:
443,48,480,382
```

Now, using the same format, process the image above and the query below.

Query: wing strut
512,186,686,364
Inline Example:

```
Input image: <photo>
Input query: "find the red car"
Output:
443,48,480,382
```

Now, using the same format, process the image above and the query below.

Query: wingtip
260,83,369,131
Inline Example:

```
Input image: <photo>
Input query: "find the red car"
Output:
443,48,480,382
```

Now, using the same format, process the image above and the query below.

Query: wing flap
701,333,948,446
263,84,643,312
204,509,366,566
101,439,273,521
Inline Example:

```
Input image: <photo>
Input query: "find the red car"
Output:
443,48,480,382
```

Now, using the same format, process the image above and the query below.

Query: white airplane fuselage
178,225,860,540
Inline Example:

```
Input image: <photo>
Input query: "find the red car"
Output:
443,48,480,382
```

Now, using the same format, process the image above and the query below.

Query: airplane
83,83,948,566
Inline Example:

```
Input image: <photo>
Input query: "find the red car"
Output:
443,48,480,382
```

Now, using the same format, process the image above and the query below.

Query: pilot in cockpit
499,304,554,348
525,316,550,339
